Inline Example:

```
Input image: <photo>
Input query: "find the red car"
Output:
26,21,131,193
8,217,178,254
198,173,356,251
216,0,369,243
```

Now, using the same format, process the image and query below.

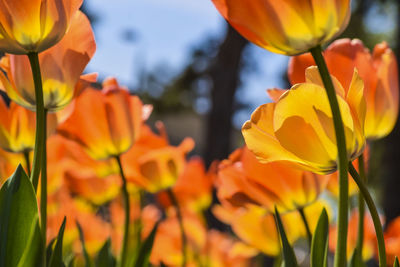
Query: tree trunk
204,25,248,166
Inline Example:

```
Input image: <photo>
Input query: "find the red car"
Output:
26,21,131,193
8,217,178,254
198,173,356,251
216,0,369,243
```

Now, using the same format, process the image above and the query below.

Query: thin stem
115,156,130,267
27,52,45,192
310,46,349,267
349,163,386,266
167,189,187,267
40,109,48,265
355,154,366,261
23,151,31,177
298,207,312,248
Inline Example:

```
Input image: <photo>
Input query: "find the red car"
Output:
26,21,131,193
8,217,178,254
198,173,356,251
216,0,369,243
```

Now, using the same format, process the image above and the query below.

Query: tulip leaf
274,207,298,267
349,248,366,267
394,257,400,267
131,221,159,267
95,239,116,267
77,221,93,267
0,165,39,267
17,215,43,267
48,217,67,267
310,208,329,267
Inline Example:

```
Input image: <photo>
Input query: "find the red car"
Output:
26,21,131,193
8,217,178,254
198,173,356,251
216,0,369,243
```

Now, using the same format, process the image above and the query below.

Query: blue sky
84,0,288,126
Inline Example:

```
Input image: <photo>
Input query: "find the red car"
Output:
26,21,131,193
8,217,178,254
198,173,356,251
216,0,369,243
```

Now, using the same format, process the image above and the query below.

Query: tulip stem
40,109,48,264
27,52,45,193
298,207,312,248
115,156,130,267
23,151,31,177
310,45,349,267
349,163,386,266
167,189,187,267
355,154,366,261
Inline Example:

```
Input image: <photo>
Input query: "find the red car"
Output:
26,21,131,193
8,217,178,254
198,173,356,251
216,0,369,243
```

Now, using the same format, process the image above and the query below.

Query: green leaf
0,165,39,267
394,256,400,267
349,248,366,267
76,221,93,267
274,207,298,267
310,208,329,267
17,215,43,267
48,217,67,267
132,221,159,267
95,239,116,267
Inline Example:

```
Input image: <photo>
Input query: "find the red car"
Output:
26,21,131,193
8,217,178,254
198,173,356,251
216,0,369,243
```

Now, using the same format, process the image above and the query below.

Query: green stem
310,46,349,267
355,154,366,261
349,163,386,266
115,156,130,267
167,189,187,267
27,52,45,192
298,207,312,248
40,109,48,265
23,151,31,177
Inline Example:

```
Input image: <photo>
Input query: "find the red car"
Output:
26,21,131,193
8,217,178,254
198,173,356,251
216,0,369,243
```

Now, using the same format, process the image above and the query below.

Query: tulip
120,124,195,193
329,210,379,260
383,216,400,265
215,146,328,213
289,39,399,139
213,204,302,257
212,0,350,55
57,78,151,160
242,66,366,174
0,0,82,54
203,230,257,267
0,11,96,111
157,157,214,213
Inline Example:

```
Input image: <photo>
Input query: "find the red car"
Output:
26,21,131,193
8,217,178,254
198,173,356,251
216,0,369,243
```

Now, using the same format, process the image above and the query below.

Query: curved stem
349,163,386,266
23,151,31,177
310,46,349,267
27,52,45,193
167,189,187,267
40,109,48,263
298,207,312,248
355,154,366,261
115,156,130,267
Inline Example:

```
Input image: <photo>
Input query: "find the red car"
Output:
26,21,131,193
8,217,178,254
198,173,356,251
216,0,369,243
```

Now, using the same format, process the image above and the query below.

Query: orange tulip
150,211,207,266
157,157,214,213
47,188,110,254
242,66,366,174
289,39,399,139
213,204,302,257
216,146,328,213
120,123,195,193
58,78,151,160
109,197,161,255
0,98,57,153
212,0,350,55
329,210,379,260
0,0,82,54
383,216,400,265
0,11,96,111
203,230,257,267
45,135,120,203
0,148,29,184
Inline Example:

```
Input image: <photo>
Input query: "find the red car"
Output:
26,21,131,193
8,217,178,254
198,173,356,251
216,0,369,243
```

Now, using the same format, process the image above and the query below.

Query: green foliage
394,257,400,267
95,239,116,267
17,215,43,267
274,207,298,267
349,249,367,267
77,221,93,267
0,165,42,267
48,217,67,267
310,208,329,267
131,222,159,267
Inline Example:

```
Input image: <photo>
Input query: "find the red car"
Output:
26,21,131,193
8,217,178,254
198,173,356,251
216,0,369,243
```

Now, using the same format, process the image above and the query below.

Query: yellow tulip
212,0,351,55
242,66,366,174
